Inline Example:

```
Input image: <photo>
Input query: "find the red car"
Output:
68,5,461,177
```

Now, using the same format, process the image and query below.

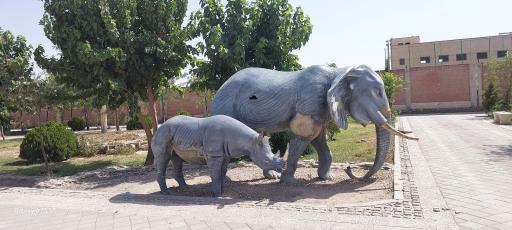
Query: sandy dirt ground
1,161,392,206
1,130,392,206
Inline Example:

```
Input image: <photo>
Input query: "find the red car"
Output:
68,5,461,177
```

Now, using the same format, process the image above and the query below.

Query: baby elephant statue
151,115,286,197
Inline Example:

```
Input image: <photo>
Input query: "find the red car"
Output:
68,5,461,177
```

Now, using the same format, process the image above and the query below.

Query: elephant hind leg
155,150,172,194
311,129,334,180
170,151,187,188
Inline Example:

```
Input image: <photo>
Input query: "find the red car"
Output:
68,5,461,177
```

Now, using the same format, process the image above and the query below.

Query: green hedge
20,122,78,162
67,117,86,131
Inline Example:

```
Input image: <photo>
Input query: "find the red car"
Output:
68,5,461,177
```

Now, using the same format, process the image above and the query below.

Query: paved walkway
403,113,512,230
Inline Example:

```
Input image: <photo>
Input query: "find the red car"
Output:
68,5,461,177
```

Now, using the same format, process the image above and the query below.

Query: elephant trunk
344,115,391,181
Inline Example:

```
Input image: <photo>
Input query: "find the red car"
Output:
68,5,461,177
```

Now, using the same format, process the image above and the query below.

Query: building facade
386,33,512,111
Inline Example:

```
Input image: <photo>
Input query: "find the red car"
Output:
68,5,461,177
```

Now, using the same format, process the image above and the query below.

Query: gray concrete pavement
403,113,512,230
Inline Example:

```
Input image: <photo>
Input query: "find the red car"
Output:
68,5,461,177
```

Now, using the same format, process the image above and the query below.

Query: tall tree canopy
189,0,312,90
0,28,34,139
36,0,192,164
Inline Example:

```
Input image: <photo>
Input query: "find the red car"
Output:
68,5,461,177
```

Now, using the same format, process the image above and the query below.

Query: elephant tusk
381,123,419,140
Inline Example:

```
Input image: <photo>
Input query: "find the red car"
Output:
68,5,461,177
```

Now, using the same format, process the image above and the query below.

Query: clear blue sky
1,0,511,74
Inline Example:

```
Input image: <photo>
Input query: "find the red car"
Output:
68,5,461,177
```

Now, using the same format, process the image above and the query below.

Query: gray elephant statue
151,115,286,197
211,65,417,183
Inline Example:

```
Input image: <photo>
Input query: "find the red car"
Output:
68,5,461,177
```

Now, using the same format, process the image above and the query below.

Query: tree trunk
84,108,90,131
70,103,73,118
115,109,120,131
55,108,62,123
20,111,24,131
146,86,159,133
0,125,5,141
204,95,208,116
139,111,154,166
100,105,108,133
46,107,49,122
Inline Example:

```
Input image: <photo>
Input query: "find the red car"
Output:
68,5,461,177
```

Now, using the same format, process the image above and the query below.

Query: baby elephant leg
221,157,231,193
156,151,172,194
170,152,187,188
207,155,224,197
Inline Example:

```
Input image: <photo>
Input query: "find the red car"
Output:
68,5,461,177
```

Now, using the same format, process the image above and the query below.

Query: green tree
189,0,312,90
379,71,404,108
36,0,191,165
482,81,500,113
0,28,34,138
484,55,512,110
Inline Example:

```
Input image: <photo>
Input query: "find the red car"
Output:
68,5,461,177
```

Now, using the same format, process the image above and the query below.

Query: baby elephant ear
327,66,356,130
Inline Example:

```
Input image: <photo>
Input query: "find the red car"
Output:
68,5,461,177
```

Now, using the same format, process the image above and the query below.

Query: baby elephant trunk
250,150,287,173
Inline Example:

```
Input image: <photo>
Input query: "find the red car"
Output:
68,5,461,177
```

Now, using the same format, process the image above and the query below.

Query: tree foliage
482,81,500,112
36,0,192,164
484,55,512,111
0,28,35,134
189,0,312,90
379,71,404,108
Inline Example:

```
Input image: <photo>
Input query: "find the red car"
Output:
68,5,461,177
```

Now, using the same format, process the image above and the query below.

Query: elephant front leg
311,129,334,180
170,152,188,188
280,136,310,184
207,155,224,197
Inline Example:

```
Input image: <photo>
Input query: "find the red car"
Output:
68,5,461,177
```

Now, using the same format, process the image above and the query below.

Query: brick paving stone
403,113,512,229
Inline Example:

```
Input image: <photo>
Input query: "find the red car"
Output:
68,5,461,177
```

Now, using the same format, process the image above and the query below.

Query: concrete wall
390,34,512,70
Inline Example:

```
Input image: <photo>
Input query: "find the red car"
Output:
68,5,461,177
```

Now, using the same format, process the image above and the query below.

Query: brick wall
409,64,470,103
391,64,479,111
10,88,209,129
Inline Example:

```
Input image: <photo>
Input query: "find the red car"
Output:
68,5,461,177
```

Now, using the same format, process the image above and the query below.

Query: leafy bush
126,117,143,130
269,131,315,156
176,110,190,116
483,81,500,113
326,120,340,141
20,122,78,162
67,117,86,131
77,137,102,157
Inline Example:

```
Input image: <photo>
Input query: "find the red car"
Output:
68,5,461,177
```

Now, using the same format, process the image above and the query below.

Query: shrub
67,117,86,131
176,110,190,116
20,122,78,162
126,117,143,130
76,137,102,157
269,131,316,156
483,81,500,113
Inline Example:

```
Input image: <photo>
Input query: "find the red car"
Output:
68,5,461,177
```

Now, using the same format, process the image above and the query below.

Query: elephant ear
327,66,357,130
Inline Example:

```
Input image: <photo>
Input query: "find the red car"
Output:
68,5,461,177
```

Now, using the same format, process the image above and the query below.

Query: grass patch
302,119,392,163
0,139,23,148
0,153,146,177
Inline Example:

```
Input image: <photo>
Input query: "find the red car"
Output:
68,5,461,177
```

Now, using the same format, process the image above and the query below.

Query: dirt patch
79,130,147,146
34,162,393,206
0,147,19,155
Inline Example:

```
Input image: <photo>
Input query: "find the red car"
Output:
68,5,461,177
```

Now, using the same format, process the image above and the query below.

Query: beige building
386,33,512,111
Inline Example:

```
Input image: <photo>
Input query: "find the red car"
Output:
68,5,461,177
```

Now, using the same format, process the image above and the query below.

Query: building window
438,55,449,63
497,50,508,58
398,43,403,46
420,56,430,64
399,58,405,65
477,52,488,60
456,53,467,61
405,42,410,45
